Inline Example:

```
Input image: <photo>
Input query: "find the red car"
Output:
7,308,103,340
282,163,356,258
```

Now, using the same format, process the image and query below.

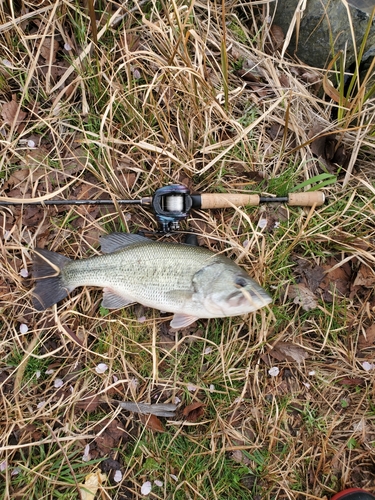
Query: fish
32,233,272,328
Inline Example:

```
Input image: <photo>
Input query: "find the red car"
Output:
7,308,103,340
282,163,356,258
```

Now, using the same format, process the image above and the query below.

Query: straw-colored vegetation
1,1,375,499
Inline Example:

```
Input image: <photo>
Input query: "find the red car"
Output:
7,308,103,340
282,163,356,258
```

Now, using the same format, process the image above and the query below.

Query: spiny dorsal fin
99,232,152,253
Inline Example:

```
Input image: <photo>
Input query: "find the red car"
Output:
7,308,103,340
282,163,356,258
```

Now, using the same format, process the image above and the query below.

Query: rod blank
0,198,151,206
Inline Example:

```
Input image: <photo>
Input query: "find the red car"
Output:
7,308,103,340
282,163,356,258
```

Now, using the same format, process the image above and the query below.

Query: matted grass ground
0,1,375,499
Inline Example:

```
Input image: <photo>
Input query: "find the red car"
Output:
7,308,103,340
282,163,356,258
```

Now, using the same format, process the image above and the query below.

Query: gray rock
271,0,375,68
347,0,375,15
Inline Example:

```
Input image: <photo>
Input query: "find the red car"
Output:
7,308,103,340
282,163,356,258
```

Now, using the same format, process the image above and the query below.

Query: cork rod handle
288,192,325,206
200,193,260,209
199,192,325,209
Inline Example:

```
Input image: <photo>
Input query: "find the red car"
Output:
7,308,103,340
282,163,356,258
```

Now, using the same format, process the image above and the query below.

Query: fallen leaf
267,123,284,140
25,145,51,167
37,37,59,62
230,449,251,465
270,24,284,50
300,70,321,85
94,419,127,455
79,471,107,500
100,458,122,474
75,393,101,413
292,258,325,294
267,342,309,364
320,259,352,302
15,423,43,444
22,206,45,227
352,265,375,288
140,414,165,432
235,68,261,83
338,377,366,387
182,401,205,422
288,284,318,311
322,53,349,105
1,96,27,126
308,125,348,173
3,168,29,187
358,324,375,351
60,324,84,346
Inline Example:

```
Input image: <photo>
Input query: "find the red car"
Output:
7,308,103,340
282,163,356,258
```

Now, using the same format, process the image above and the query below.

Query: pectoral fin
102,288,135,309
170,313,199,329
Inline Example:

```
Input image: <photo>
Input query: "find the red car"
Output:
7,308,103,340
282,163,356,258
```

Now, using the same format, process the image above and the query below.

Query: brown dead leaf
267,342,309,364
267,123,284,140
300,70,321,85
76,393,101,413
158,325,176,351
323,78,344,103
37,37,59,62
140,414,165,432
119,171,137,190
15,423,43,444
0,276,12,298
4,168,30,189
352,265,375,288
288,284,318,311
22,206,45,227
94,418,127,455
182,401,205,422
338,377,366,387
358,324,375,351
308,125,348,173
235,69,261,83
270,24,284,50
230,449,251,465
320,259,352,302
25,146,51,167
279,74,290,88
1,96,27,126
300,266,325,294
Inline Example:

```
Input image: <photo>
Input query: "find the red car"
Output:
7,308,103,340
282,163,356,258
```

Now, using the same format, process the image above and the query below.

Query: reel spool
151,184,192,232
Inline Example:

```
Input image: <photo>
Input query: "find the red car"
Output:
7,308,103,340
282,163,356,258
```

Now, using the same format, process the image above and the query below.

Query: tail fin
32,249,72,311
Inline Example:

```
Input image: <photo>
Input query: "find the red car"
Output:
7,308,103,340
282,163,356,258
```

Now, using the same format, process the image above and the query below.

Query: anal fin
102,288,135,309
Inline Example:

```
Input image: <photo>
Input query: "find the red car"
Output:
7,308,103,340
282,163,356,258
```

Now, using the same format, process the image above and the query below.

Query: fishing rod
1,184,325,232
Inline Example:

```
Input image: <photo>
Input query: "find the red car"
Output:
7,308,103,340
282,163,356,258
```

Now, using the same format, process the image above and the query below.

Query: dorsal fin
99,232,152,253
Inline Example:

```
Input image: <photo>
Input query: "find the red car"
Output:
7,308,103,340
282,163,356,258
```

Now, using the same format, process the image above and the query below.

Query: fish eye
235,276,248,288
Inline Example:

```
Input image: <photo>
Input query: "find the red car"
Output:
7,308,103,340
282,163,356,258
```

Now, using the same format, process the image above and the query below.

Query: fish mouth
224,285,271,312
238,286,272,310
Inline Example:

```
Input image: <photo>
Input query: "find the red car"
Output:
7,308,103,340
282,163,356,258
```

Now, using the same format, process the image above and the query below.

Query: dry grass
1,1,375,499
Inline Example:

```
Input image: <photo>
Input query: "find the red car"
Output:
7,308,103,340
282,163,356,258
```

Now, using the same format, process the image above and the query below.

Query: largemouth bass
32,233,272,328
